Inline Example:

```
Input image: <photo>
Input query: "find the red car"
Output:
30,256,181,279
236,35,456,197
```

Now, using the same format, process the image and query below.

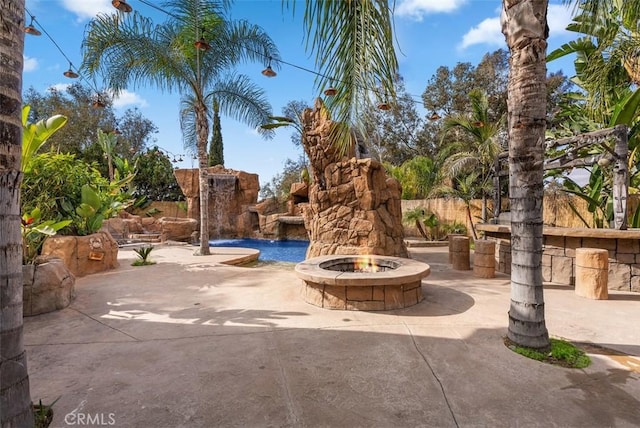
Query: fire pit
295,255,430,311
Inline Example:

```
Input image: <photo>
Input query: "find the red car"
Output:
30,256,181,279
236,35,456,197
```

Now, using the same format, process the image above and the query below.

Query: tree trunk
195,102,211,256
415,220,428,240
1,0,35,426
466,203,478,240
501,0,550,351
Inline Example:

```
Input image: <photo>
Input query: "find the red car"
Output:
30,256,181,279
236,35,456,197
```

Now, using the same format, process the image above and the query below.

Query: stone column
575,248,609,300
473,239,496,278
450,236,470,271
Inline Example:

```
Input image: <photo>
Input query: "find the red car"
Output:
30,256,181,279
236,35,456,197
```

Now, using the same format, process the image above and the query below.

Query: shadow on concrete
25,322,640,428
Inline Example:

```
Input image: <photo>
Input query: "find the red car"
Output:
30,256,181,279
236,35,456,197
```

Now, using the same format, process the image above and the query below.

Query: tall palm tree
1,1,34,426
82,0,278,255
501,0,551,350
441,89,504,224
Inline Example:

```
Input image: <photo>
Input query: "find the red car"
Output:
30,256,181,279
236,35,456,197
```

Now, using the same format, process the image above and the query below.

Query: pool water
209,238,309,263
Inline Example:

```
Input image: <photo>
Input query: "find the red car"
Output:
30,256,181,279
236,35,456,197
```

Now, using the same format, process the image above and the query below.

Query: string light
26,2,449,117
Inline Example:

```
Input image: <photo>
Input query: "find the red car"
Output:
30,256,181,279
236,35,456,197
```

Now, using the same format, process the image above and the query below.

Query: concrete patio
24,245,640,427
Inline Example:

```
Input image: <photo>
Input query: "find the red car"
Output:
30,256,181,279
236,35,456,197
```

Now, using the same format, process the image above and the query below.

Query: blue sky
22,0,578,188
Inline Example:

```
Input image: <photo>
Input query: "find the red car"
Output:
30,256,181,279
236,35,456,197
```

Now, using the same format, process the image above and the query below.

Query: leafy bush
21,153,109,227
22,153,131,235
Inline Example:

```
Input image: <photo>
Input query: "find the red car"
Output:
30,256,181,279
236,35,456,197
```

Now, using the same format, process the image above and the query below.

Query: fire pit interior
295,255,430,311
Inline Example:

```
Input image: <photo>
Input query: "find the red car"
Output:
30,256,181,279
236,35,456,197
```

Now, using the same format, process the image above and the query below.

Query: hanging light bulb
194,27,210,51
24,16,41,36
112,0,133,13
429,111,441,121
92,95,106,108
63,63,79,79
261,57,277,77
324,87,337,96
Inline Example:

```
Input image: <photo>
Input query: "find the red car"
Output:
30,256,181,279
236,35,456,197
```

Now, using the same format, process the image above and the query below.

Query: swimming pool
208,238,309,263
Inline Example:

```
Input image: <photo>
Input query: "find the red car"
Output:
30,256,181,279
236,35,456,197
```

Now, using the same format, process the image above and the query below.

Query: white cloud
458,17,503,50
61,0,113,20
108,89,149,109
48,83,71,92
547,4,574,39
23,55,38,72
457,3,575,50
396,0,466,21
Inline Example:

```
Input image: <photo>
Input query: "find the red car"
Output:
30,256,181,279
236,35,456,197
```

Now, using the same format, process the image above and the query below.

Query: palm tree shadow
562,368,640,426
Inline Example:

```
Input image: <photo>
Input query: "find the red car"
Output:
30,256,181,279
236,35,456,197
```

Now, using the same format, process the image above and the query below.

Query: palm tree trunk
195,103,211,256
502,0,550,351
1,0,35,426
415,220,428,240
466,203,478,240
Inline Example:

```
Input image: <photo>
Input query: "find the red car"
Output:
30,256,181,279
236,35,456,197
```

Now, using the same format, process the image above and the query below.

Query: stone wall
478,224,640,292
300,99,407,258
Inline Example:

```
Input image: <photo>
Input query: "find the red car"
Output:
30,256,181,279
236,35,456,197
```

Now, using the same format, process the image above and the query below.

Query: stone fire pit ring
295,255,430,311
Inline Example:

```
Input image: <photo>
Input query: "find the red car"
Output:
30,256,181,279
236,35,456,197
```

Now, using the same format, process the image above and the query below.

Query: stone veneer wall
478,224,640,292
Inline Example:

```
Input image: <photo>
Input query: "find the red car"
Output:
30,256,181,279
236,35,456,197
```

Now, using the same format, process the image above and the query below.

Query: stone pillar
575,248,609,300
473,239,496,278
450,236,470,271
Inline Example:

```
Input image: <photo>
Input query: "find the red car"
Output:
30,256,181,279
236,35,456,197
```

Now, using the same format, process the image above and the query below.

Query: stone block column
575,248,609,300
473,239,496,278
450,236,470,271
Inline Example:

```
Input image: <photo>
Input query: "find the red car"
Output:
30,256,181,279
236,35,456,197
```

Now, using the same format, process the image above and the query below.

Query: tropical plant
384,156,441,200
21,208,71,263
403,207,439,241
132,245,156,266
22,154,110,225
440,220,467,237
21,105,68,173
1,1,34,425
61,184,130,236
97,128,118,181
548,0,640,121
297,0,398,152
440,89,504,223
82,0,279,255
433,172,487,240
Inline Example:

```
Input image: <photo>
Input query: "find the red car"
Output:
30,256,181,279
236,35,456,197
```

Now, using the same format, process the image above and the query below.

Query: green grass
505,337,591,368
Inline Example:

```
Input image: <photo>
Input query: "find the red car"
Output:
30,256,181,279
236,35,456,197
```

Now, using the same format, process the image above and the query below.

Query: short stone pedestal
450,236,470,271
575,248,609,300
448,234,464,264
473,239,496,278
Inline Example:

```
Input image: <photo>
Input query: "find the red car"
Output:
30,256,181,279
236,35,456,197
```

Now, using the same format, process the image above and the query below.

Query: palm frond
209,73,274,139
300,0,398,153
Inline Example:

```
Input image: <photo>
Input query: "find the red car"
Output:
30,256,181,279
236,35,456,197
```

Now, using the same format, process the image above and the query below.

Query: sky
22,0,579,189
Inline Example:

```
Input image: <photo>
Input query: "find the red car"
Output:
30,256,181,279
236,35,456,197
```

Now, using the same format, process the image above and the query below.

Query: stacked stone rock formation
300,98,407,258
174,166,260,239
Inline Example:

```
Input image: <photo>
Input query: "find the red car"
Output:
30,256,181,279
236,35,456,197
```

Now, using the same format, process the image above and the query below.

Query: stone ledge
295,255,430,287
477,223,640,239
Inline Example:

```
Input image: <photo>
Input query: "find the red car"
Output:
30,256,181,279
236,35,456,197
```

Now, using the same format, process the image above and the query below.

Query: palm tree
82,0,279,255
433,172,487,240
501,0,552,351
1,1,34,426
441,89,504,224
